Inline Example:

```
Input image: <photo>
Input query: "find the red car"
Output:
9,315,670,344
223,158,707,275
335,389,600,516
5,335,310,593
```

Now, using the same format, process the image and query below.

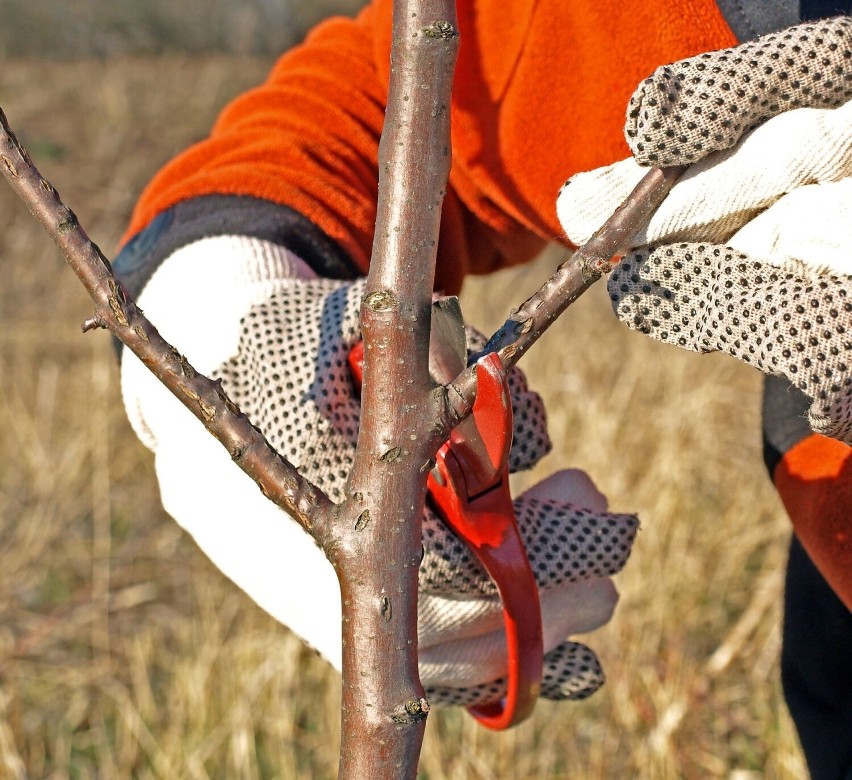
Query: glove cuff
114,195,358,302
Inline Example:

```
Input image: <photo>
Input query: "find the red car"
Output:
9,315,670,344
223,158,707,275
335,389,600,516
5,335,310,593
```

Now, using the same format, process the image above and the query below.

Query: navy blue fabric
782,536,852,780
112,209,175,303
715,0,798,40
112,194,357,303
713,0,850,43
762,376,813,476
801,0,852,20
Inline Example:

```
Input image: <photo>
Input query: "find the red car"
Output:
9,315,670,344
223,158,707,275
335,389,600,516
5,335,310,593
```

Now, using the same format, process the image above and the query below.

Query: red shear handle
430,448,544,729
428,354,544,729
350,343,544,728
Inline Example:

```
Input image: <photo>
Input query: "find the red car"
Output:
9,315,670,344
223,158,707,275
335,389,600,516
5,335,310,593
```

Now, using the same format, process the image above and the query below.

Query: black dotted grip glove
558,17,852,443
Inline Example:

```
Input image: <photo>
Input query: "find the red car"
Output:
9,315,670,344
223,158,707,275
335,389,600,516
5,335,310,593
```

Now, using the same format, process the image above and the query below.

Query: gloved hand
120,234,639,707
557,17,852,444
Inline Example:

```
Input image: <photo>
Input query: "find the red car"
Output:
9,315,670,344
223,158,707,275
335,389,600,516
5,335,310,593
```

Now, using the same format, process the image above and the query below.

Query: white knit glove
557,17,852,444
120,234,639,707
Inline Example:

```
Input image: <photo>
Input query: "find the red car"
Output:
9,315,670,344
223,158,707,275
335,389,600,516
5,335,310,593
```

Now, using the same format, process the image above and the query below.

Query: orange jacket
123,0,736,293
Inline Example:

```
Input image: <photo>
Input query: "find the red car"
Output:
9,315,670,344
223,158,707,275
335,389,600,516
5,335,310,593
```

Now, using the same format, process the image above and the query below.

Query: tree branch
325,2,459,776
0,106,333,537
445,165,686,423
2,1,460,775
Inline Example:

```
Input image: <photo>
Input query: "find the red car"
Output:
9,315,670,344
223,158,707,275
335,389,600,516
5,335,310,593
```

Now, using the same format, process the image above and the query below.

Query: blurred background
0,3,807,778
0,0,366,57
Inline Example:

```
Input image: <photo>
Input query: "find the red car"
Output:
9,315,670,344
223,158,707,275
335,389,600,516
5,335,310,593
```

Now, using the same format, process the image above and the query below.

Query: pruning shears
348,314,543,730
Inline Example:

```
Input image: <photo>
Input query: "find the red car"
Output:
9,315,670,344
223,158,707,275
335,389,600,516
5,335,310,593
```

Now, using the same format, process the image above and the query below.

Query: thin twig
0,106,333,535
446,165,686,423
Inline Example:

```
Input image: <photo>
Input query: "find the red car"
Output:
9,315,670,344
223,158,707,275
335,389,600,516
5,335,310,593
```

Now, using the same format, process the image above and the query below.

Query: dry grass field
0,54,808,778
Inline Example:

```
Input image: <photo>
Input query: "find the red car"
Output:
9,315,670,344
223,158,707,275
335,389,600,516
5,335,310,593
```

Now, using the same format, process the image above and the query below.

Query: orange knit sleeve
363,0,737,275
122,6,387,276
775,435,852,610
123,0,737,290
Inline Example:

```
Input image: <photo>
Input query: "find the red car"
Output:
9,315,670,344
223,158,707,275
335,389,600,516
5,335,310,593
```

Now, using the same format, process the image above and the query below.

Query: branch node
200,401,216,422
81,315,106,333
355,510,372,531
592,257,613,275
380,596,392,622
380,446,403,463
501,344,519,363
107,276,126,300
172,349,197,379
56,212,78,234
391,698,431,724
512,318,533,336
214,378,242,415
421,21,457,39
364,289,398,312
108,295,129,327
579,257,606,282
1,154,17,177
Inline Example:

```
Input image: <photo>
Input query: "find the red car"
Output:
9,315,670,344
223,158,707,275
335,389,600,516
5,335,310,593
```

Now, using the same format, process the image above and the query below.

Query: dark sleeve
782,535,852,780
112,194,358,304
